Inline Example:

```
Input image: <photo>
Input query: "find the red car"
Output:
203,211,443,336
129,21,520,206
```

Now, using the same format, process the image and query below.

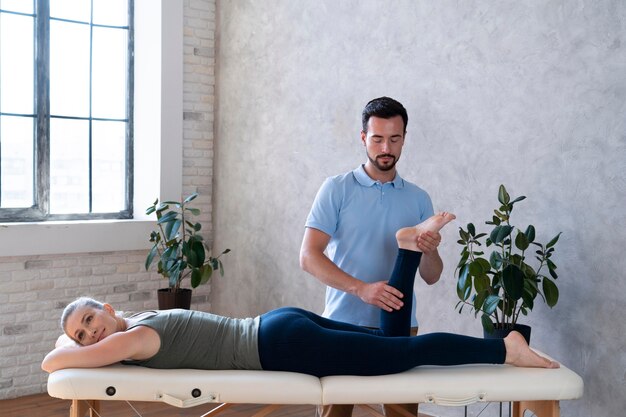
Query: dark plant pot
483,323,531,345
157,288,192,310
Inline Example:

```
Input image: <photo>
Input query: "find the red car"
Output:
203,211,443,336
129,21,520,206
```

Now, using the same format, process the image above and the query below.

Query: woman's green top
122,309,262,370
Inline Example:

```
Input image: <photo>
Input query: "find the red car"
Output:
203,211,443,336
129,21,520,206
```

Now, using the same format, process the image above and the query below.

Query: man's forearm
300,250,364,296
418,249,443,284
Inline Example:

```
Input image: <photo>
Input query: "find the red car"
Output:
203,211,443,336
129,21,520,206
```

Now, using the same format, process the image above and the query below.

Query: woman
42,213,558,376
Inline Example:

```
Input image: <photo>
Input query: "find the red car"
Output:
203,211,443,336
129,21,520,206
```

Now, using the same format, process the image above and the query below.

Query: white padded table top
47,366,322,407
47,358,583,408
321,362,583,406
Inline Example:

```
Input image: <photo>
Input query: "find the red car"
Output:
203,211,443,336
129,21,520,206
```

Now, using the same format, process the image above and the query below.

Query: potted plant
145,193,230,310
455,185,561,343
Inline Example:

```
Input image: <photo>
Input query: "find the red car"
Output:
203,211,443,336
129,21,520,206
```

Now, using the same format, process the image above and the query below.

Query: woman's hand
55,334,79,348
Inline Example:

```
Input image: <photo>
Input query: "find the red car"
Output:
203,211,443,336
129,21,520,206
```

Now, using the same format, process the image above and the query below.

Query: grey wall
212,1,626,416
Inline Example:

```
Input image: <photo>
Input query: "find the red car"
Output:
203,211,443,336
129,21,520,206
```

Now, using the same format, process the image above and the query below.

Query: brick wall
0,0,216,400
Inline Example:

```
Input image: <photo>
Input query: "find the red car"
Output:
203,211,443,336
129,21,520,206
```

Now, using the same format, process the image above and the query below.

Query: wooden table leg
69,399,100,417
512,400,560,417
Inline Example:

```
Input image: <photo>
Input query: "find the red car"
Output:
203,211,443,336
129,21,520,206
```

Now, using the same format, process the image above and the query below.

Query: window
0,0,133,222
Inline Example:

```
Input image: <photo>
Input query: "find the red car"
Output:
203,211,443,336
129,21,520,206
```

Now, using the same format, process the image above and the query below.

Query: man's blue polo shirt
305,165,434,327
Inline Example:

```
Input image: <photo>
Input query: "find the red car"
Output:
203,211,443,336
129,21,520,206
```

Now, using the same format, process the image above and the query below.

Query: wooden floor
0,393,376,417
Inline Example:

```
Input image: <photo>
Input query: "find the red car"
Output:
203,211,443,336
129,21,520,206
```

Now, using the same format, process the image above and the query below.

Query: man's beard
367,153,398,172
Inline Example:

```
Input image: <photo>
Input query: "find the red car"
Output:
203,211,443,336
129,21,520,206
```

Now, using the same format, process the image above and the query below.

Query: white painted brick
0,262,24,272
92,265,117,275
0,281,26,294
67,266,93,277
78,256,103,266
9,292,37,303
11,269,40,281
27,280,54,291
39,268,68,279
79,276,104,286
103,255,128,264
52,258,78,268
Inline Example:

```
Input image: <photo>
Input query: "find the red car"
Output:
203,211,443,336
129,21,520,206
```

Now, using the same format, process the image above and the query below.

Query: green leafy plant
455,185,561,333
145,193,230,291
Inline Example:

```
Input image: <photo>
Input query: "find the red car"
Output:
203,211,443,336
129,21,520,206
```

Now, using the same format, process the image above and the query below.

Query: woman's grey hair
60,297,104,332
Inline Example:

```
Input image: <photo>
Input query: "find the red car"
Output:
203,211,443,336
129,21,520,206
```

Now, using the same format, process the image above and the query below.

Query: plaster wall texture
0,0,216,400
213,1,626,416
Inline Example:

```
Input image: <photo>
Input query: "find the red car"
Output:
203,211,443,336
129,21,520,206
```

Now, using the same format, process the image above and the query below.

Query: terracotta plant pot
483,323,531,345
157,288,192,310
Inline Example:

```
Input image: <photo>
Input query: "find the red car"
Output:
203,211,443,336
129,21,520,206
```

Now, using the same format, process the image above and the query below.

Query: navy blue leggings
257,249,506,377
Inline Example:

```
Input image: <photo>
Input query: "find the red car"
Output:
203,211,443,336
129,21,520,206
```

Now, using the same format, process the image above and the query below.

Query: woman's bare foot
504,331,560,369
396,212,456,252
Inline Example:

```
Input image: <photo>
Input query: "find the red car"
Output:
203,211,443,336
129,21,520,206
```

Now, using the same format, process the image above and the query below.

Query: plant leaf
481,313,495,333
496,225,513,244
191,267,202,288
457,264,470,290
490,225,513,245
183,193,199,204
474,275,490,293
457,265,471,301
546,232,562,248
515,230,529,251
186,208,201,216
543,277,559,307
489,251,502,269
474,290,487,310
502,264,524,300
498,184,510,205
201,264,213,284
165,219,182,241
145,245,158,270
457,251,469,269
484,295,500,314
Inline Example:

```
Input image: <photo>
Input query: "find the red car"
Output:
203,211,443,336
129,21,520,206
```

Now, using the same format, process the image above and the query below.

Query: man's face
361,115,405,173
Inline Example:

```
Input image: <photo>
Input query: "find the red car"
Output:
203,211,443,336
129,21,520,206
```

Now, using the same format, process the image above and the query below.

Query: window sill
0,219,155,257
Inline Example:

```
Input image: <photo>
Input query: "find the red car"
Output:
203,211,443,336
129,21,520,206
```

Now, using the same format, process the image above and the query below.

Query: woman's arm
41,326,159,373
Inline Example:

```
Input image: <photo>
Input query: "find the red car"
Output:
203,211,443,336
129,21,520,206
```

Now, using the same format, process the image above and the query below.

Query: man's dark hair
361,97,408,133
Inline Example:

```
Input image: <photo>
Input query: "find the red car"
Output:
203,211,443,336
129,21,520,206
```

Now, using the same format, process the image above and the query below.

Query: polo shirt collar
353,164,405,188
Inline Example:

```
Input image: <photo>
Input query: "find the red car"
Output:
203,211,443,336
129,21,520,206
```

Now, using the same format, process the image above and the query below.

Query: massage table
47,354,583,417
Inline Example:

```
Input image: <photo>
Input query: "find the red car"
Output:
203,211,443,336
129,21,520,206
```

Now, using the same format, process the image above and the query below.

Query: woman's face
65,304,120,346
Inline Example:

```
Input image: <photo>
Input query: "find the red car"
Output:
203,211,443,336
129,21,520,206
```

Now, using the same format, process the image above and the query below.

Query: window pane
0,115,34,207
92,120,125,212
49,0,90,23
50,118,89,214
50,20,90,117
0,0,34,14
0,12,34,114
93,0,127,26
92,27,127,119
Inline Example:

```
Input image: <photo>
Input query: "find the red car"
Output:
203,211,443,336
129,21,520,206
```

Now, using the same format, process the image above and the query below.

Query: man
300,97,443,417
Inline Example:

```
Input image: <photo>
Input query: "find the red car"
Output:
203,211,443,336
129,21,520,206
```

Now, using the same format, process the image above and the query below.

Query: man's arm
416,230,443,284
300,227,404,312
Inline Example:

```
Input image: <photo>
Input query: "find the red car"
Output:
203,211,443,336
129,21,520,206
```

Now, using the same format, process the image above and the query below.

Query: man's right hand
356,281,404,312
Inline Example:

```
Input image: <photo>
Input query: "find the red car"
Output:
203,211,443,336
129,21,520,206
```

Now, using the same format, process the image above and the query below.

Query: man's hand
356,281,404,312
416,231,441,254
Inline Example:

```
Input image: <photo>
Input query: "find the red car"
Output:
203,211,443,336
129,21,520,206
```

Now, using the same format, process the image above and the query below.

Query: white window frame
0,0,183,257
